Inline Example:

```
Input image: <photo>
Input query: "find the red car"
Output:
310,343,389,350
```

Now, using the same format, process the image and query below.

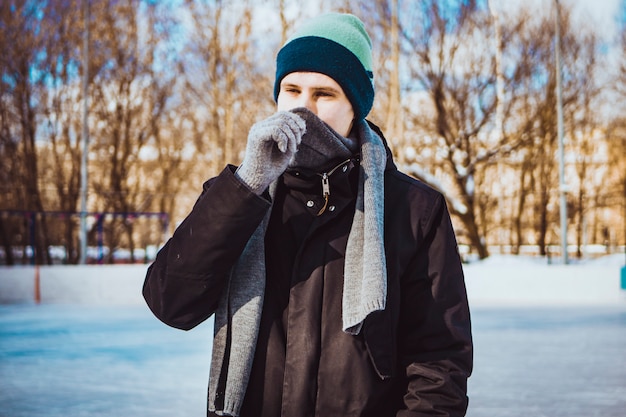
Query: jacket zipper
316,159,352,216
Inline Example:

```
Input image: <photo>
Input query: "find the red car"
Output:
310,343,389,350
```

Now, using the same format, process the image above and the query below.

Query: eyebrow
280,83,341,94
280,83,301,90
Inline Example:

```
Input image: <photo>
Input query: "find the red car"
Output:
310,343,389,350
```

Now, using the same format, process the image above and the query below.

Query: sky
567,0,624,46
493,0,624,41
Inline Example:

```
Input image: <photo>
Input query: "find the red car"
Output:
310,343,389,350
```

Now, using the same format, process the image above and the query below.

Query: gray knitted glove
235,111,306,194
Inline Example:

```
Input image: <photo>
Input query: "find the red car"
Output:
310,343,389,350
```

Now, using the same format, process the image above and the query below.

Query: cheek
321,107,352,137
334,105,354,135
276,94,292,111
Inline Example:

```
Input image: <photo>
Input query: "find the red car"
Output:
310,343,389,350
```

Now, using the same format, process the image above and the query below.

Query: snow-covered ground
1,254,625,307
465,253,626,307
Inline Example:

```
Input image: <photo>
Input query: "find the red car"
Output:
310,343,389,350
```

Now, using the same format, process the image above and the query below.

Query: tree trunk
0,216,15,266
458,209,489,260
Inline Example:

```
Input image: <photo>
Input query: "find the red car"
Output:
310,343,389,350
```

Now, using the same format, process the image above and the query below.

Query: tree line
1,0,625,265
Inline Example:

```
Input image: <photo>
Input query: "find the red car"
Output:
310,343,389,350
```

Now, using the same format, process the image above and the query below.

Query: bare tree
87,0,177,263
181,0,267,180
606,23,626,255
0,3,23,264
397,0,515,259
353,0,403,139
35,0,87,264
514,12,562,256
0,0,53,264
2,0,623,265
507,4,601,257
564,29,603,258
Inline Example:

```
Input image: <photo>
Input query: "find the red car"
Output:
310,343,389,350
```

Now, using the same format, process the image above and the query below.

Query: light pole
555,0,568,264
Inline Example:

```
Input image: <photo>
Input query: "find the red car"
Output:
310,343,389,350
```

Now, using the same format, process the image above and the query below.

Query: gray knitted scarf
208,110,387,416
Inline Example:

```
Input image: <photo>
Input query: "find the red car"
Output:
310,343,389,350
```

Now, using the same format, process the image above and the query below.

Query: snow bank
464,254,626,307
1,255,625,306
0,264,148,305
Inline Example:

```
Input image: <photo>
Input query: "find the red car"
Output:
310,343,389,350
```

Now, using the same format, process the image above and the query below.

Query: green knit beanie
274,13,375,120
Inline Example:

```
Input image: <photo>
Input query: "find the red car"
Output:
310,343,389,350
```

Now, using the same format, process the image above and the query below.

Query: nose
295,93,315,113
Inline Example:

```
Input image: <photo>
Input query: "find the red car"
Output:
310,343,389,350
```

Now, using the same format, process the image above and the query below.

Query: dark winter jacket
143,123,473,416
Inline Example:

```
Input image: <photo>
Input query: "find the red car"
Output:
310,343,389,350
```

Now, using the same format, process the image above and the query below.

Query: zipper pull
317,173,330,216
321,173,330,197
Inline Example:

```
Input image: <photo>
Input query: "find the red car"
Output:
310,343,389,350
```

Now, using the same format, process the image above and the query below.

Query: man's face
277,72,355,137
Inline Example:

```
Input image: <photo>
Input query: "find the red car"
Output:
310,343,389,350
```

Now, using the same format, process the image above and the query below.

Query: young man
143,12,473,417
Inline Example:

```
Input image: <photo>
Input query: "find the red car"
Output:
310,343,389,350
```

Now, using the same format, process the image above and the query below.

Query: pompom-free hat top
274,13,375,120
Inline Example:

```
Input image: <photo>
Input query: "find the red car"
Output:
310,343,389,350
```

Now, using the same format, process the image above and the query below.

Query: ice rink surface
1,303,625,417
0,304,212,417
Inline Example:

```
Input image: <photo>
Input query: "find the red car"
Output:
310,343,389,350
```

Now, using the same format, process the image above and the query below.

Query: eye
281,84,300,94
315,90,335,98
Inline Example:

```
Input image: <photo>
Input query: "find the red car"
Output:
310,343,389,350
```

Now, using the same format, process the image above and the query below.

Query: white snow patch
464,254,626,308
1,255,625,307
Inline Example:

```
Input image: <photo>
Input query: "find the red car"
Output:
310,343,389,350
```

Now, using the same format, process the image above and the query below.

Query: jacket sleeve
397,194,473,417
142,166,271,330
